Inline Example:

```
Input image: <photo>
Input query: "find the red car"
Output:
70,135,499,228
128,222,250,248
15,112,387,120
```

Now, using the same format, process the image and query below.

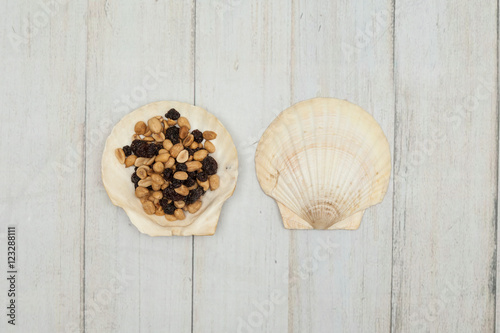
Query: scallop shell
102,101,238,236
255,98,391,230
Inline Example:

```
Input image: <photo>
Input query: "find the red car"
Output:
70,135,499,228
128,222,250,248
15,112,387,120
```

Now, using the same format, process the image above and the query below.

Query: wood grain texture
0,1,87,332
192,1,292,332
288,1,395,332
85,1,194,332
392,1,498,332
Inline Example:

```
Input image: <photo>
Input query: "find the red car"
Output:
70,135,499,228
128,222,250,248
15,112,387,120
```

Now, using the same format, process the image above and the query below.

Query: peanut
138,177,153,187
174,171,188,180
136,165,150,179
174,209,186,220
174,201,185,209
135,157,148,167
152,132,165,142
175,185,189,196
163,139,173,151
151,173,164,185
190,142,198,149
115,148,126,164
170,143,184,158
194,149,208,161
125,155,137,167
155,153,170,163
165,157,176,169
134,121,147,135
204,141,216,153
143,136,154,142
187,200,202,214
177,150,189,163
143,201,156,215
153,162,165,173
183,134,194,147
152,191,163,200
177,116,190,129
152,183,162,191
203,131,217,140
165,214,177,222
198,179,209,191
135,187,149,198
209,174,220,190
186,161,202,172
145,157,156,166
167,119,177,126
179,126,189,139
148,117,163,134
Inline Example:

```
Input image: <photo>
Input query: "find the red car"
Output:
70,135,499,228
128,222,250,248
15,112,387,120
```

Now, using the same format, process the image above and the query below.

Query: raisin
186,187,204,205
196,172,208,182
122,145,132,156
131,172,140,185
176,163,187,172
165,126,180,144
163,168,173,181
130,140,144,154
202,156,218,175
184,177,196,187
191,129,203,143
165,108,180,120
187,171,197,179
162,187,184,201
171,179,183,188
186,148,195,156
160,199,176,215
147,186,153,191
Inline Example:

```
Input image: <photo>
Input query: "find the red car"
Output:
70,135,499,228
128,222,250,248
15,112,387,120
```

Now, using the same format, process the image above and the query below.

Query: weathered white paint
0,1,87,332
392,1,498,332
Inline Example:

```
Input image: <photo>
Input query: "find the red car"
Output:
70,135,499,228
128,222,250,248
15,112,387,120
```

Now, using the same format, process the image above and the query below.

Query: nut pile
115,108,219,222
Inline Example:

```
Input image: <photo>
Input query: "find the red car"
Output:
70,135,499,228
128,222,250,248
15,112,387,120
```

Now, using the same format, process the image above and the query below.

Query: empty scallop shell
255,98,391,230
102,101,238,236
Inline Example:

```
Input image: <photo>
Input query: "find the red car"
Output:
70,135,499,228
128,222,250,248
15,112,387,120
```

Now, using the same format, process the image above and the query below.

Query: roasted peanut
135,157,148,167
135,187,149,198
145,157,156,166
204,141,216,153
175,185,189,196
165,214,177,222
183,134,194,147
174,201,185,209
187,200,202,214
125,155,137,167
179,126,189,139
165,157,176,169
134,121,147,135
174,209,186,220
152,191,163,200
163,139,173,151
155,153,170,163
143,201,156,215
203,131,217,140
144,128,152,137
143,136,154,142
190,142,199,149
115,148,126,164
153,161,165,173
209,174,220,190
170,143,184,158
177,150,189,163
174,171,188,180
148,117,163,134
177,117,190,129
167,119,177,126
198,179,209,191
152,132,165,142
151,173,164,185
186,161,202,172
138,177,153,187
194,149,208,161
152,183,162,191
136,165,150,179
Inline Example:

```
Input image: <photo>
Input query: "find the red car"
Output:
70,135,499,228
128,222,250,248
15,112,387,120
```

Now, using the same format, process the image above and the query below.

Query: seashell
102,101,238,236
255,98,391,230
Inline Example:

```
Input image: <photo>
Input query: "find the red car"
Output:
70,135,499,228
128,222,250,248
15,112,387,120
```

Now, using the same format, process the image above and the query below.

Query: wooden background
0,0,497,332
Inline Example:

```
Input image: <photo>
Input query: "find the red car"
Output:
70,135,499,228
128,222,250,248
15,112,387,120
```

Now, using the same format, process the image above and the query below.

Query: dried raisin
165,108,180,120
202,156,218,175
191,129,203,143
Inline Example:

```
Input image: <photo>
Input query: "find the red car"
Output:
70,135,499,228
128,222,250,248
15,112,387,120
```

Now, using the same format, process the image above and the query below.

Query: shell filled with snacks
102,101,238,236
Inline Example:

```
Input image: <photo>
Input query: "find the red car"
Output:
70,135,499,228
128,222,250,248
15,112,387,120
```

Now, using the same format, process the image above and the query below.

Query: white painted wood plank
0,1,87,332
193,1,292,332
288,1,395,332
85,1,194,332
393,1,497,332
